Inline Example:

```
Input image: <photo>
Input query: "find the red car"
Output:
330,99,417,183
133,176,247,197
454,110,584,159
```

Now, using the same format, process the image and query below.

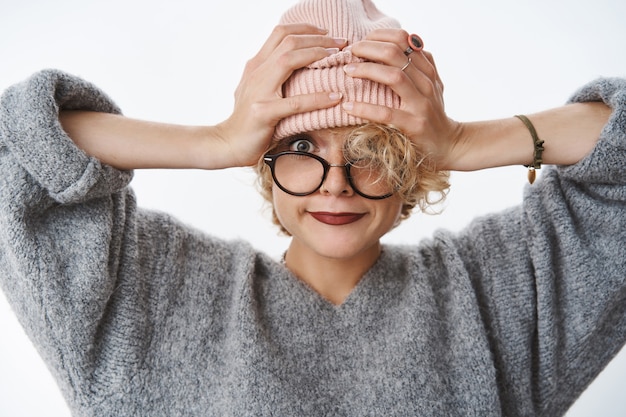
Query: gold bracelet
514,114,545,184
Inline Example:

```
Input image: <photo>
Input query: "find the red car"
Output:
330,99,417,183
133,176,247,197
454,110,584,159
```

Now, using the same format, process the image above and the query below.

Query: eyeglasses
263,151,393,200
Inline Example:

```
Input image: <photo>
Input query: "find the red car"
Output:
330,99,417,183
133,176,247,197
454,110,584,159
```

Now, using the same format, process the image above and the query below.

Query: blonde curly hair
255,123,450,235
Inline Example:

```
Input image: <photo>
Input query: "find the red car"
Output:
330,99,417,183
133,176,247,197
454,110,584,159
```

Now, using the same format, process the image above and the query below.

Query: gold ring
401,58,411,71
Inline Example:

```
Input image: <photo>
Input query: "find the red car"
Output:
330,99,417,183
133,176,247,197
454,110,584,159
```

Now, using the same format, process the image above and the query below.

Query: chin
307,230,382,261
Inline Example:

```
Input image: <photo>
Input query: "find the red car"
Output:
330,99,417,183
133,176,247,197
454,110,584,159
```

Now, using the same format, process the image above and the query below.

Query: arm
0,69,140,408
430,79,625,414
344,29,626,413
452,77,626,412
340,29,611,172
60,24,347,171
441,101,611,171
58,111,228,170
0,24,346,408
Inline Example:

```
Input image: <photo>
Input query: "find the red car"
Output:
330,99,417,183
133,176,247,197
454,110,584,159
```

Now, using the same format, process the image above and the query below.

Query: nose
320,163,354,197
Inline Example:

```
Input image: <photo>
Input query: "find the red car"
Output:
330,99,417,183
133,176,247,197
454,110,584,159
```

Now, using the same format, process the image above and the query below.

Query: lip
309,212,366,226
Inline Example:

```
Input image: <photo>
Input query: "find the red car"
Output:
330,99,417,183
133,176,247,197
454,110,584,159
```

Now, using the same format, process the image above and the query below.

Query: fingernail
342,102,354,111
329,92,342,100
325,48,340,55
343,64,356,74
333,37,348,45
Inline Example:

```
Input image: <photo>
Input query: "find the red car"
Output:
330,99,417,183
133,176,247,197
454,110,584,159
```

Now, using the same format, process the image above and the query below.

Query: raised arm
0,25,347,411
61,24,347,171
341,28,611,172
441,102,611,171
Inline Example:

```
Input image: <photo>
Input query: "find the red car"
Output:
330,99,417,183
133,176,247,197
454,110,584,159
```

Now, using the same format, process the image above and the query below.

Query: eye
289,137,315,153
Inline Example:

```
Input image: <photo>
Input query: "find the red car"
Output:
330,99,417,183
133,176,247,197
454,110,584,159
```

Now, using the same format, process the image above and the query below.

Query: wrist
192,125,252,170
206,121,258,169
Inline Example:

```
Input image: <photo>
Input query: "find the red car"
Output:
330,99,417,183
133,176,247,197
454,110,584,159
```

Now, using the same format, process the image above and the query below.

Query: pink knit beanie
274,0,402,140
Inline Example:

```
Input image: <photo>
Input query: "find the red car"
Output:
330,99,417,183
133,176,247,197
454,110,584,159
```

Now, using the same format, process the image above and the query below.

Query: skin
59,24,611,305
273,128,404,304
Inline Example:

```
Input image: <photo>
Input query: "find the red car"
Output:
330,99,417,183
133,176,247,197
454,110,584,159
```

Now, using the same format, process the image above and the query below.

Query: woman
0,0,624,415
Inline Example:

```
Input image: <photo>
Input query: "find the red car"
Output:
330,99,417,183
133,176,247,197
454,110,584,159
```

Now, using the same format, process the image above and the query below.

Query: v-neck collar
274,246,404,316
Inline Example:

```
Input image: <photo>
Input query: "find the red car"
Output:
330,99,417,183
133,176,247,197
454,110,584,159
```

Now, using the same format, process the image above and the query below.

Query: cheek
379,198,404,231
272,185,296,232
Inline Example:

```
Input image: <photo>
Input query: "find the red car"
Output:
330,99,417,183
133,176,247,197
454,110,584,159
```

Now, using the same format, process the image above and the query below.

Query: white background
1,0,625,415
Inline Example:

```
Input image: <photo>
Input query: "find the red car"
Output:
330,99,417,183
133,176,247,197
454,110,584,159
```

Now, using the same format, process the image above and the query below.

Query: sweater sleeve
452,77,626,415
0,69,132,202
0,70,151,409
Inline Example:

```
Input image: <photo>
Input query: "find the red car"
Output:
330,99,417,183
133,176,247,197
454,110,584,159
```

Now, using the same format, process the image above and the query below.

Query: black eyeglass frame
263,151,393,200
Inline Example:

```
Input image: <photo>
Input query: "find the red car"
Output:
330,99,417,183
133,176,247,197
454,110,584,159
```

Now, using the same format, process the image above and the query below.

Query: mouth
309,212,366,226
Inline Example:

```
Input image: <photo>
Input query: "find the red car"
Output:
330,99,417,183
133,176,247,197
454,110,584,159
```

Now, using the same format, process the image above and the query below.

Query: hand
214,24,347,167
341,30,611,172
341,29,465,170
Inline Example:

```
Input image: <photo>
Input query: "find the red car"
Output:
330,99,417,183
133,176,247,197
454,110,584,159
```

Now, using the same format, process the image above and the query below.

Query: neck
284,240,381,305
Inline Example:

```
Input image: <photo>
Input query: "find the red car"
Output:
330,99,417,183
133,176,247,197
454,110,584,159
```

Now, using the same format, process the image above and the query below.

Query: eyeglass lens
268,152,392,199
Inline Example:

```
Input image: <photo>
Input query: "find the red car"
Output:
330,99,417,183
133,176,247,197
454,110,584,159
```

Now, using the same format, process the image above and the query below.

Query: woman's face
271,128,403,261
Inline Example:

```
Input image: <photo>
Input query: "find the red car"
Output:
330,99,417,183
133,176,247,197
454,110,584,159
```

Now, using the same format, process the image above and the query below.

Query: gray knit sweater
1,70,625,416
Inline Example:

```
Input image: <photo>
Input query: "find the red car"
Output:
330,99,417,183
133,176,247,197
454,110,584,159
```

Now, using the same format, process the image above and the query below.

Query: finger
251,24,348,72
344,60,436,101
352,27,436,87
271,33,348,70
356,29,419,62
249,32,348,91
253,46,337,94
421,50,444,93
351,37,437,89
362,28,409,45
349,48,435,101
351,39,403,67
264,92,344,126
349,40,424,94
341,101,410,128
341,101,439,149
255,24,329,62
362,29,423,55
405,52,439,93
